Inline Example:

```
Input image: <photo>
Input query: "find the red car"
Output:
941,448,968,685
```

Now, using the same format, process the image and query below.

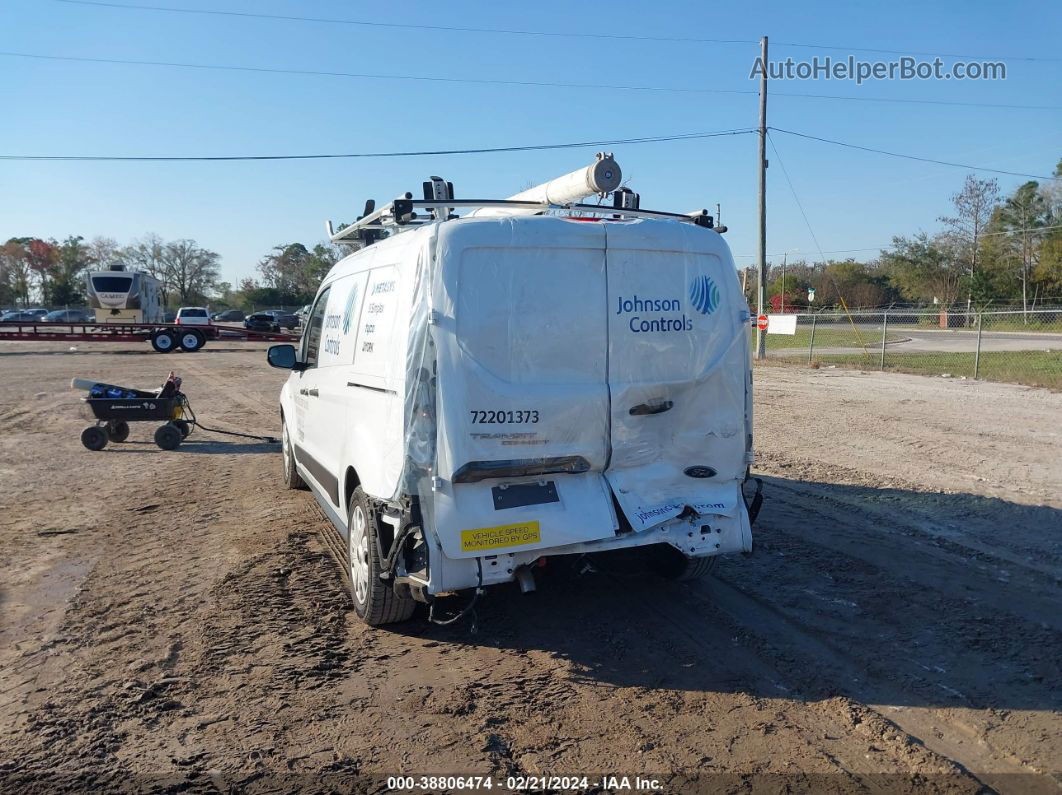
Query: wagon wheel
81,425,108,451
154,423,182,450
107,420,130,443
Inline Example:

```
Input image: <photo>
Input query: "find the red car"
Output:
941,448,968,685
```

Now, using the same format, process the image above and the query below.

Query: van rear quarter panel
319,230,428,507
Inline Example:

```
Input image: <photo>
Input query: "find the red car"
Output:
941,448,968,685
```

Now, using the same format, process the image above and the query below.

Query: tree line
0,234,341,311
744,157,1062,313
0,234,221,308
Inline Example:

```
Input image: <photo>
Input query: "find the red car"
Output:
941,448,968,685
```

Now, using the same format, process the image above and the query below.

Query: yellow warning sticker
460,521,541,553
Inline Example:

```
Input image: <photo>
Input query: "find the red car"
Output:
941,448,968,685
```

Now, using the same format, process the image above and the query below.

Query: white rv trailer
267,155,759,626
85,265,164,324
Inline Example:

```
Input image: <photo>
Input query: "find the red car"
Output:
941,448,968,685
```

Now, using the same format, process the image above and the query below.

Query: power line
0,127,756,162
53,0,1062,63
3,50,1058,111
770,127,1059,180
0,50,760,97
765,132,831,267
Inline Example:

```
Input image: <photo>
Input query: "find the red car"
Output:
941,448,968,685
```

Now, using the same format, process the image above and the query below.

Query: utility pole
755,35,768,360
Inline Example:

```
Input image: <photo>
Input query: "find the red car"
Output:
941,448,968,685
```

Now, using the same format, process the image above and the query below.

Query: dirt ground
0,341,1059,793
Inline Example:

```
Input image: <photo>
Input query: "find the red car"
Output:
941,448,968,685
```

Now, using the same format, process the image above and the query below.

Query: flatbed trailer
0,321,299,352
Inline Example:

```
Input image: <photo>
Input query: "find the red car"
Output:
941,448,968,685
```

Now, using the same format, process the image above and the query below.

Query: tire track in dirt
696,464,1061,791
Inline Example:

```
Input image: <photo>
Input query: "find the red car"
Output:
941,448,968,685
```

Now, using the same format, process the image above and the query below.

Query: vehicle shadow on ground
395,477,1061,712
101,439,279,454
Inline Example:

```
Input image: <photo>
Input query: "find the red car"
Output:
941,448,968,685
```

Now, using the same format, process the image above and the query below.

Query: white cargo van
267,158,759,625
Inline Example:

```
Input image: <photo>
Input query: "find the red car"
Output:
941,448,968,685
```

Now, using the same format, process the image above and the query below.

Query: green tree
993,181,1051,316
881,233,961,306
0,239,32,306
49,236,91,305
938,174,1000,310
161,240,220,305
121,233,168,304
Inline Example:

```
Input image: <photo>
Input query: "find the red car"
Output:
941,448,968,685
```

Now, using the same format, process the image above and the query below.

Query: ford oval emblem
684,466,716,479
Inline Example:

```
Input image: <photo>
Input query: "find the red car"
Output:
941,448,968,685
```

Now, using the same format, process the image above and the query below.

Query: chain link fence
757,309,1062,389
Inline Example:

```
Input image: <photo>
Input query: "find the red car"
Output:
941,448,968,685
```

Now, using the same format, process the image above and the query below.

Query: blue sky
1,0,1059,286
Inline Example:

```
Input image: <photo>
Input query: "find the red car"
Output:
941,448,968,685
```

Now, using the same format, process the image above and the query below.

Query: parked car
245,312,281,333
211,309,246,322
0,308,49,322
295,304,311,325
175,307,211,325
262,309,299,330
43,308,94,323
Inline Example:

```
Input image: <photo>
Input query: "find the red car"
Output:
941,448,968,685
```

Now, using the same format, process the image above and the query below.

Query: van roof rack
328,200,717,244
326,156,724,246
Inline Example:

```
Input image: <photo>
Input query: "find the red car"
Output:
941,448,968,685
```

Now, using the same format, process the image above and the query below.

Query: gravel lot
0,341,1059,792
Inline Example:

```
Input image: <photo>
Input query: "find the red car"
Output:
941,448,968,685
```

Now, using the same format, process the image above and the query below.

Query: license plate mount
491,481,559,510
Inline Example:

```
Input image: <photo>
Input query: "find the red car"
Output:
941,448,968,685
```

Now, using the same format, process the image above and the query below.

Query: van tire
653,545,719,581
281,421,305,490
347,486,416,626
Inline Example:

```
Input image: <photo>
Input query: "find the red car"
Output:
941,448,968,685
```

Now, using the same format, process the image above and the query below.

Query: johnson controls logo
689,275,720,315
614,275,718,333
341,283,361,334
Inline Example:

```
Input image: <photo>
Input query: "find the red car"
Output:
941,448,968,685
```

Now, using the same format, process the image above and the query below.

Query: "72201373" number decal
470,410,539,424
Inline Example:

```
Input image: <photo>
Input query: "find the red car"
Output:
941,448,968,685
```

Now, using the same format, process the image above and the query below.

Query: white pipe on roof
470,153,622,218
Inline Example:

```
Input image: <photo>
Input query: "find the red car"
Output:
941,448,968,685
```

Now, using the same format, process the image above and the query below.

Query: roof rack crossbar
330,200,714,242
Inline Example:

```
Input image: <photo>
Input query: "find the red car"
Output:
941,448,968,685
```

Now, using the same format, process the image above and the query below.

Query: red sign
757,314,769,331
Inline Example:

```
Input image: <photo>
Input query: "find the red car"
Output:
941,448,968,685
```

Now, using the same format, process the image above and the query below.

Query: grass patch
978,315,1062,334
802,350,1062,389
754,326,901,351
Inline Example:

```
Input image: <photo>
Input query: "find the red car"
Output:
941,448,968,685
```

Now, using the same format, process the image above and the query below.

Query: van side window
302,287,331,368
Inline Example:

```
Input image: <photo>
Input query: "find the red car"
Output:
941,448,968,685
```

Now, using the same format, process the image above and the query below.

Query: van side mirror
267,344,304,370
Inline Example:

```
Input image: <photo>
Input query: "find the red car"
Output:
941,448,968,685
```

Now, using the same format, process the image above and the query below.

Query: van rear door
603,221,751,549
431,218,619,559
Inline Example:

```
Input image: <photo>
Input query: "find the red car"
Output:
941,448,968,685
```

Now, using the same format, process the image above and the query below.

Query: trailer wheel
81,425,108,451
173,420,191,439
347,486,416,625
154,423,182,450
178,329,206,352
107,420,130,443
151,329,178,353
652,545,719,581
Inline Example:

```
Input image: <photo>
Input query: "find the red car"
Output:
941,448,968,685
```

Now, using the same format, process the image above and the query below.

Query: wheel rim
181,333,199,349
156,333,173,350
349,504,370,606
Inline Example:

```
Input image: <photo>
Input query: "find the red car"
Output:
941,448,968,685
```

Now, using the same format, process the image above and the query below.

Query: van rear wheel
652,545,719,581
347,486,416,626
